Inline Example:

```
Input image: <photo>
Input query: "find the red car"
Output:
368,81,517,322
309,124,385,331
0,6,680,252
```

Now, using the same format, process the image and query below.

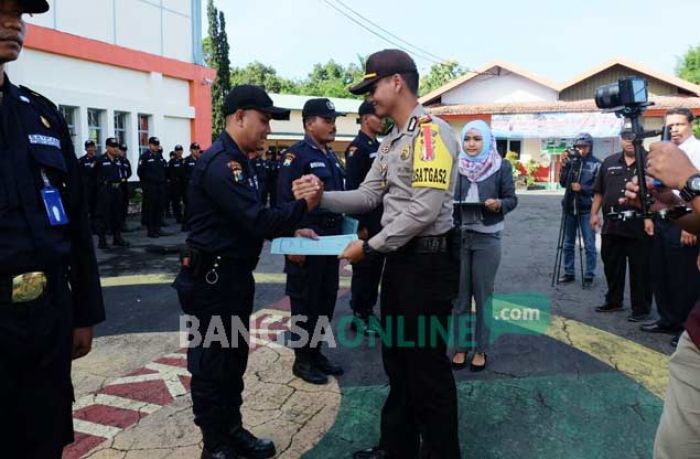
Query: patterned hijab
458,120,502,182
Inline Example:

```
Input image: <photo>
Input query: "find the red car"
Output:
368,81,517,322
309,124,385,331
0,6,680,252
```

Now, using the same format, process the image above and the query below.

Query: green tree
230,61,300,94
297,59,365,98
419,60,468,96
207,0,231,139
677,44,700,85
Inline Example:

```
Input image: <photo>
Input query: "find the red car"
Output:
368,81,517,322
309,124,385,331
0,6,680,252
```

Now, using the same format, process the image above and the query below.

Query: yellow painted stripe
101,273,351,288
99,272,669,397
546,315,669,398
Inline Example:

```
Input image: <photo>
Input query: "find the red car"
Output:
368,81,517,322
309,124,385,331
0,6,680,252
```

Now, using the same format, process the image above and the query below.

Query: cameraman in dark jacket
558,132,602,286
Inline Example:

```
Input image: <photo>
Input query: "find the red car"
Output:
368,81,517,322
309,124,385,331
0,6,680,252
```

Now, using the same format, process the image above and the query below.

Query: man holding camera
641,109,700,340
558,133,601,286
624,140,700,459
589,129,653,319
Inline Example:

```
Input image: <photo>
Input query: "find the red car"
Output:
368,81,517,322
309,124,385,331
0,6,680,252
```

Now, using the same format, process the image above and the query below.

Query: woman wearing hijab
452,120,518,371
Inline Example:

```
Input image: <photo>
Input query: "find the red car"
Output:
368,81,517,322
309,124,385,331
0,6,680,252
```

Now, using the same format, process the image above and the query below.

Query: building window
496,139,521,158
138,114,151,156
88,108,105,154
58,105,78,147
114,111,129,146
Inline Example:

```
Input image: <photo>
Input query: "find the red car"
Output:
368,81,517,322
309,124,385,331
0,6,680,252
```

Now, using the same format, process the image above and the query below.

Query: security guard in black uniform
168,144,186,223
266,148,280,207
118,143,132,231
138,136,168,237
345,100,385,335
251,147,269,203
181,142,201,231
277,98,346,385
78,139,98,228
95,138,130,248
0,1,105,456
174,84,319,459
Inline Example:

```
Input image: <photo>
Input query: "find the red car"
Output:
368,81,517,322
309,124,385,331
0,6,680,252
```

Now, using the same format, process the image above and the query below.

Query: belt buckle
12,271,47,303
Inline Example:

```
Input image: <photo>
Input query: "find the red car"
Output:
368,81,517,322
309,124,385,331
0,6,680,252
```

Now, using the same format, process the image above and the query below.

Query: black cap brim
259,106,291,121
349,75,382,95
22,0,50,13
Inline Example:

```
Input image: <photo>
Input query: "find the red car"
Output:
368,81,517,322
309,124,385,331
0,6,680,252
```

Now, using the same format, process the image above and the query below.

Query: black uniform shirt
119,157,132,182
94,154,122,185
78,154,97,184
138,151,167,184
0,75,104,326
168,157,186,183
345,130,383,236
593,151,646,237
186,131,307,259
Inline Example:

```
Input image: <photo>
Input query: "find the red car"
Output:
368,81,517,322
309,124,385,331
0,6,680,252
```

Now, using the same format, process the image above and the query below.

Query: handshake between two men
292,175,368,264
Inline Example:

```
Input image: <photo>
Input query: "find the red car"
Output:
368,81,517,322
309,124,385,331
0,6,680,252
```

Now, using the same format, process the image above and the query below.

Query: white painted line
163,353,188,360
72,418,122,439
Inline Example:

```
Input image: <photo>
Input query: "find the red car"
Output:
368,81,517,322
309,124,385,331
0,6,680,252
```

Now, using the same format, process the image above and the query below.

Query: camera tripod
551,159,587,288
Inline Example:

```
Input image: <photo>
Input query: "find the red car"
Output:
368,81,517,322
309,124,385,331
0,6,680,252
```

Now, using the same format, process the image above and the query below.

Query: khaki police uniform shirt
321,104,458,253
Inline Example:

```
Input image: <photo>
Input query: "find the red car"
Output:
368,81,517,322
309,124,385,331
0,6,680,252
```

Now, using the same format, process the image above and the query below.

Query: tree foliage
677,44,700,85
419,60,469,96
207,0,231,139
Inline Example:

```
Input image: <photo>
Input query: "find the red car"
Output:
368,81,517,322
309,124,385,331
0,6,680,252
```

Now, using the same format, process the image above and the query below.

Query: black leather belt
399,235,448,254
185,248,259,279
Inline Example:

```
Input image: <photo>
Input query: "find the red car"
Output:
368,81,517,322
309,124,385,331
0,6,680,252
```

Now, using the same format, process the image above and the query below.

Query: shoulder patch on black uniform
283,152,296,167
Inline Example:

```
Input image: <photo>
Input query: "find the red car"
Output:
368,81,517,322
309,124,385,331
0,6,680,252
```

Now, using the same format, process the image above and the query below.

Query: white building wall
7,49,194,175
442,72,559,105
26,0,199,64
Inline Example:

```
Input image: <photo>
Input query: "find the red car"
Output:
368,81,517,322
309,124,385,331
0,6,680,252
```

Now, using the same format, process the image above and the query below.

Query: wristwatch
679,173,700,202
362,240,376,256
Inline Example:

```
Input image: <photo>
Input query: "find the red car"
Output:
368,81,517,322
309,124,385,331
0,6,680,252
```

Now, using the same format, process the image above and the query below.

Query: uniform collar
357,130,377,146
302,134,331,154
220,131,248,163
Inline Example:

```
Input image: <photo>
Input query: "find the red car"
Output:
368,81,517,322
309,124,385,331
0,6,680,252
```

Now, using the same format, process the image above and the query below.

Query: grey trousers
453,229,502,353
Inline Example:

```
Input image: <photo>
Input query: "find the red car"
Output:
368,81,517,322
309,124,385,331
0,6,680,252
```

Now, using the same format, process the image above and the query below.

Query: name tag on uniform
28,134,61,149
309,162,326,169
41,186,69,226
148,159,155,162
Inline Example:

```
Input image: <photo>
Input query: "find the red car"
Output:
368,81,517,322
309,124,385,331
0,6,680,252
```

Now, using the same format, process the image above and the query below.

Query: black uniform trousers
350,252,385,316
601,233,652,314
169,181,185,223
83,181,97,229
142,182,165,234
185,261,255,448
95,184,124,239
120,183,129,229
287,255,339,354
652,219,700,330
0,267,74,459
379,249,460,459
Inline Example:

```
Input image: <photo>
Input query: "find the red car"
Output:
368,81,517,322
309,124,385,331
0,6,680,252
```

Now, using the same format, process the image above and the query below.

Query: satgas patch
283,153,296,167
227,161,246,183
411,123,452,190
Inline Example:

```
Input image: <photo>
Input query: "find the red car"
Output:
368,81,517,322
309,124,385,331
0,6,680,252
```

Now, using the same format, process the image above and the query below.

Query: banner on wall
492,112,624,139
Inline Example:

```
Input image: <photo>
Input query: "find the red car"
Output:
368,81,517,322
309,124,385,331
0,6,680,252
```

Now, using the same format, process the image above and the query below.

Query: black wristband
362,240,375,256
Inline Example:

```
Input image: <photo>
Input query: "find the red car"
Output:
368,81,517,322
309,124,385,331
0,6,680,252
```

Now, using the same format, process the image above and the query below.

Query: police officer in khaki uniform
294,49,461,459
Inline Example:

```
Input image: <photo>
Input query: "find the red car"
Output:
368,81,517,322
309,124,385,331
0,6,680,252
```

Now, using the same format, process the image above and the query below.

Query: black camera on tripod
595,76,649,113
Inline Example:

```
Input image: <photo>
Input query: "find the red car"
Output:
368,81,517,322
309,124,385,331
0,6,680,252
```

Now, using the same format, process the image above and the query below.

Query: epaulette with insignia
20,85,58,110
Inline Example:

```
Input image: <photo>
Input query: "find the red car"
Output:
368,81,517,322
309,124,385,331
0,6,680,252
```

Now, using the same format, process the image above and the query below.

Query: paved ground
64,194,674,458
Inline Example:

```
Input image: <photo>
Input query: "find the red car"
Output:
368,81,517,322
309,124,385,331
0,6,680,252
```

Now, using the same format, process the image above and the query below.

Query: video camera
594,76,691,221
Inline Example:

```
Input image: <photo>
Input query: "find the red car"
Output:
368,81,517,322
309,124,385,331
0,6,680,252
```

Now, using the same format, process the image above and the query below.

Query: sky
207,0,699,85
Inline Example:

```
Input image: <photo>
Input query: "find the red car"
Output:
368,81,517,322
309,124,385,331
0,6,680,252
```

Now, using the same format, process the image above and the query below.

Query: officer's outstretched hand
295,228,320,240
72,327,94,360
339,240,364,264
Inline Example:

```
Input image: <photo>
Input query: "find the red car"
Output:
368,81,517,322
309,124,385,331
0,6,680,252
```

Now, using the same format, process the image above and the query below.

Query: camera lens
595,83,620,109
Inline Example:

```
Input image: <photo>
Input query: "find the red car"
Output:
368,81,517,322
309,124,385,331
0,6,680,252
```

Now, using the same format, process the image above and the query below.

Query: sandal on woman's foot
451,352,468,370
470,353,487,372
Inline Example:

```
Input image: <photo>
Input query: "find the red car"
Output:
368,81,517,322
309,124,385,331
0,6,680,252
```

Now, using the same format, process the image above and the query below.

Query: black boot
229,427,275,459
112,234,130,247
292,352,328,385
312,350,344,376
201,445,238,459
201,430,238,459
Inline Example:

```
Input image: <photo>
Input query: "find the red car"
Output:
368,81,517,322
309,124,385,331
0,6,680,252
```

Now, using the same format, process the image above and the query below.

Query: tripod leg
577,215,585,288
552,211,568,287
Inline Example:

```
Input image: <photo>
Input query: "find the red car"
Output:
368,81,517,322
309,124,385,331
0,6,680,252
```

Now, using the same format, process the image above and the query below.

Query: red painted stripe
98,380,173,406
154,357,188,368
63,433,107,459
73,404,142,429
127,367,160,377
179,375,192,392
